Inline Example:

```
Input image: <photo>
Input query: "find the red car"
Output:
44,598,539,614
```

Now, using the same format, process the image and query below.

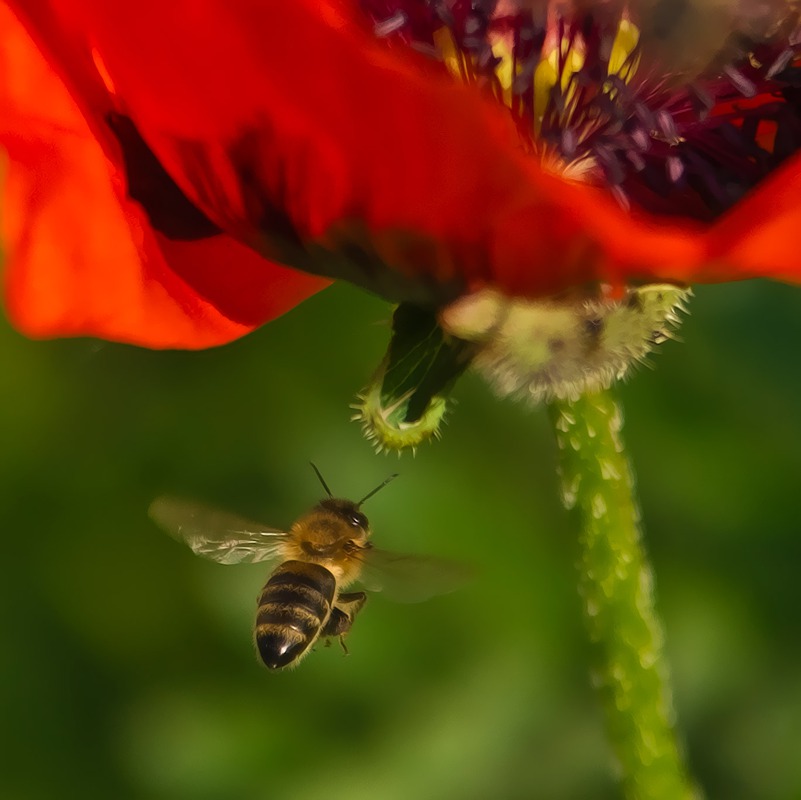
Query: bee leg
321,592,367,656
336,591,367,615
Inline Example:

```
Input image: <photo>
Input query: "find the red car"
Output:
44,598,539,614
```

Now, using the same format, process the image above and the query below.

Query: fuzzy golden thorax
285,498,372,586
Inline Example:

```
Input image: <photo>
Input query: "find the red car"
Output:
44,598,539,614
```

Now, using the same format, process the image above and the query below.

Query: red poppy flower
2,1,801,349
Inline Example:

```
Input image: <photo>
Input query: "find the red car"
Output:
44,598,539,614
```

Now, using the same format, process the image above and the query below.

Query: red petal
12,0,713,306
705,156,801,284
9,0,801,345
1,4,326,348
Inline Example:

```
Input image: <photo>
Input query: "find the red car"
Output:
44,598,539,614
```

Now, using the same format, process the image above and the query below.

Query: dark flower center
362,0,801,221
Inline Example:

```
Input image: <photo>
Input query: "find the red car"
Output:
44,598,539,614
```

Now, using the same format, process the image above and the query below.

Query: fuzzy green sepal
353,304,475,454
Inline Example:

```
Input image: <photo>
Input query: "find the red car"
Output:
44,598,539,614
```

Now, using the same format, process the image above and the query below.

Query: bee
149,465,464,670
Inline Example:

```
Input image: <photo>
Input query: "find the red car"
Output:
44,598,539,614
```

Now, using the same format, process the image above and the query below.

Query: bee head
309,464,398,531
319,498,370,532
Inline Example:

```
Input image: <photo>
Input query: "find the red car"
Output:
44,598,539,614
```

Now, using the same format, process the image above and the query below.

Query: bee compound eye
349,512,368,528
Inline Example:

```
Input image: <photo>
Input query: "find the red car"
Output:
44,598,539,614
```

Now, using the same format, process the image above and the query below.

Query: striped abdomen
255,561,336,670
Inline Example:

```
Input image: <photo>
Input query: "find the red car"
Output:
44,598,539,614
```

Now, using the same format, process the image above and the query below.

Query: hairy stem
549,389,701,800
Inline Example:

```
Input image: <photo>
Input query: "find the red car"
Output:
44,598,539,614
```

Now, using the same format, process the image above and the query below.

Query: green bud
439,283,691,404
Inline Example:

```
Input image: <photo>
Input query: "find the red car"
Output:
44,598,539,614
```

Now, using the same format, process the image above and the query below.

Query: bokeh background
1,279,800,800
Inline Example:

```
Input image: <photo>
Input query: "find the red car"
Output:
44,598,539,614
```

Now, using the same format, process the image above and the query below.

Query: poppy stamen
363,0,801,221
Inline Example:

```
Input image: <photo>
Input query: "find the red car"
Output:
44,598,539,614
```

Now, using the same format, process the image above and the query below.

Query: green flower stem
548,389,701,800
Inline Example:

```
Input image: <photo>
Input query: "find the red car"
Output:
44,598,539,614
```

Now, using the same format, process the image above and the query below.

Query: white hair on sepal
439,284,692,405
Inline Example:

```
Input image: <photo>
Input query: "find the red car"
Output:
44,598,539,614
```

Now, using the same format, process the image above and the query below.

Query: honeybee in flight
150,465,464,670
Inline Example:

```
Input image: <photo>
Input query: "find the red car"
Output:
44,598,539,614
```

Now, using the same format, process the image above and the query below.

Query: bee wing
149,496,290,565
355,547,472,604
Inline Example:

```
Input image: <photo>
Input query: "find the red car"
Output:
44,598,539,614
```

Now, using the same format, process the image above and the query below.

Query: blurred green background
1,279,800,800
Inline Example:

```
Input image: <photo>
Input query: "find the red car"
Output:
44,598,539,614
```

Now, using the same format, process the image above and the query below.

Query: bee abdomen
255,561,336,670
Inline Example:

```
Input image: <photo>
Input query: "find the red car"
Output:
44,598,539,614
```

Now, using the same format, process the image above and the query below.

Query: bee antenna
310,462,333,498
358,473,399,507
